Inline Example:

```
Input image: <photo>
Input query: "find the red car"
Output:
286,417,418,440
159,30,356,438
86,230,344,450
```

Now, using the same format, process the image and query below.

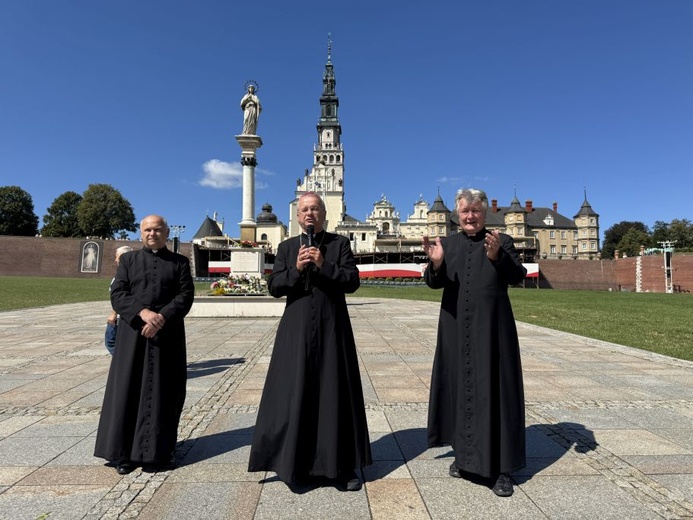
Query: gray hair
455,188,489,211
115,245,133,256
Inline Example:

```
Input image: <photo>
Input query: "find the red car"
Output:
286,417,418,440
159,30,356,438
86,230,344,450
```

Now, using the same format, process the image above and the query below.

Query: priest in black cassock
94,214,194,475
248,192,371,491
423,188,526,497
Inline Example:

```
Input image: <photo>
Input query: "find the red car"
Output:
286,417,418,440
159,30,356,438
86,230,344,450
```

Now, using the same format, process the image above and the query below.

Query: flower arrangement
210,274,268,295
240,240,258,248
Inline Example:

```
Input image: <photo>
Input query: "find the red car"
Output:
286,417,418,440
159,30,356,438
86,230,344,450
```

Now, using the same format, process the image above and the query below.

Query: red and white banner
356,263,428,278
524,263,539,278
210,261,539,279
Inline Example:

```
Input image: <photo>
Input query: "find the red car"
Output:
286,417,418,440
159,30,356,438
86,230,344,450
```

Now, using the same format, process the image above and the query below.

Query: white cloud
199,160,274,190
199,159,243,189
437,176,465,184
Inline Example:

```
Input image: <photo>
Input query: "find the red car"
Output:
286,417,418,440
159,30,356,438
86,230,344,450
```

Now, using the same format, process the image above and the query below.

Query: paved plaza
0,298,692,519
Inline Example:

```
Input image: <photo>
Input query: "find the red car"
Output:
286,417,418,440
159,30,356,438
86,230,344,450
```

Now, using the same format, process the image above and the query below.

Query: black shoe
449,463,462,478
144,455,176,473
116,460,134,475
491,473,514,497
159,455,177,470
339,470,362,491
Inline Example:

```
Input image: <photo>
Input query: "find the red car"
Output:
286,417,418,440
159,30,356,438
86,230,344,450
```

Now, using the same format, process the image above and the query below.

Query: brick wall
611,254,693,293
537,259,617,290
1,236,690,293
0,236,192,280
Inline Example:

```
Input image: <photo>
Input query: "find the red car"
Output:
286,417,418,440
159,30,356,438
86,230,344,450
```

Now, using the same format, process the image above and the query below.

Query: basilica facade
286,44,601,262
193,41,600,269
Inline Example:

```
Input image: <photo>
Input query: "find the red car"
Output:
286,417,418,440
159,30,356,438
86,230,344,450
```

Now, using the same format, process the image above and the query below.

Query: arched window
261,233,267,240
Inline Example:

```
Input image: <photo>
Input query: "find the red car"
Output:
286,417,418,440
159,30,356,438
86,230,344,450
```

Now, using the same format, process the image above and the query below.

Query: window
361,233,366,241
508,215,514,222
591,243,597,250
550,245,556,255
582,230,587,237
573,231,578,240
591,230,596,237
561,245,567,254
582,243,587,250
590,218,596,225
561,231,566,239
572,246,578,254
261,233,267,240
550,231,555,239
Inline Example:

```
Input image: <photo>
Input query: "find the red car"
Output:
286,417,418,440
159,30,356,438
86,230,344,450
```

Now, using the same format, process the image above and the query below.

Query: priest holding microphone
248,192,372,492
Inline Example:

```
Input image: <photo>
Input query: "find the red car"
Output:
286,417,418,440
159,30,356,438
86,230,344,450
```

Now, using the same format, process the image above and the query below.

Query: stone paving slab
1,299,693,519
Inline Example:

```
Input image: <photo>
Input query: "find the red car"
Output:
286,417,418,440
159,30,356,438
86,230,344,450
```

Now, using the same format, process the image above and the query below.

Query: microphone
306,224,315,247
304,224,315,291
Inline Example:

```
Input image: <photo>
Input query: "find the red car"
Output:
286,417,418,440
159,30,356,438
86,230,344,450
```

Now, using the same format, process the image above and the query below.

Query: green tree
616,228,652,257
77,184,137,238
651,221,670,245
667,219,693,250
601,221,649,260
41,191,84,237
0,186,39,236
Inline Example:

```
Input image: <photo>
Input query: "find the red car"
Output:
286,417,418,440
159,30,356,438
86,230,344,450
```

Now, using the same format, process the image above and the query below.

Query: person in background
94,215,194,475
423,188,527,497
104,245,133,355
248,192,371,491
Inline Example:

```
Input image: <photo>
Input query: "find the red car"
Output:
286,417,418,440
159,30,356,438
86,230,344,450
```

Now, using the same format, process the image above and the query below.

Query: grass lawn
355,285,693,361
2,276,691,361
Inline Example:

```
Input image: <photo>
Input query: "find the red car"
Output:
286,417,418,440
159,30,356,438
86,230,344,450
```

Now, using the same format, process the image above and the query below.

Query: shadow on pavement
186,357,245,379
177,426,254,466
513,422,598,484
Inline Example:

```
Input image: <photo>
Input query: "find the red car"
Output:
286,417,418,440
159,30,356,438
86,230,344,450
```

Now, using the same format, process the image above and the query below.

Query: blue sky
1,1,691,242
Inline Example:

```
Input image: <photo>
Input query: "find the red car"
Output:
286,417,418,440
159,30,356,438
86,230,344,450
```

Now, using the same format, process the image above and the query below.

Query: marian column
236,81,263,243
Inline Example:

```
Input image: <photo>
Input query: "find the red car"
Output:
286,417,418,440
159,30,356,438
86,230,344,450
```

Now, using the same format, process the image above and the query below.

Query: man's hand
484,230,502,262
138,309,166,338
296,245,324,272
423,236,444,271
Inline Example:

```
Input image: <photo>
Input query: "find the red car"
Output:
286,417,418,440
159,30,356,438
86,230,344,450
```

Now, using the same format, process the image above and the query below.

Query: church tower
290,36,347,236
574,188,600,259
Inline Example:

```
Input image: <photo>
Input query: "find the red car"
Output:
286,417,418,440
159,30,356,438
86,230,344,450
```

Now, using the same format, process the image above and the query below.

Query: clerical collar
301,230,325,247
143,246,167,254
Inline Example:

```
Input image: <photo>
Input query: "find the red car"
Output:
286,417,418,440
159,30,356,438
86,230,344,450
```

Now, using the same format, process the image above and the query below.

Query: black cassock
94,247,194,464
248,232,372,482
425,229,526,479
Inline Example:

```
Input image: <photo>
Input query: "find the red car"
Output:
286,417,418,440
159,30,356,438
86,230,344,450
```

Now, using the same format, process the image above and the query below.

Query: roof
485,205,577,229
192,216,223,239
429,194,450,213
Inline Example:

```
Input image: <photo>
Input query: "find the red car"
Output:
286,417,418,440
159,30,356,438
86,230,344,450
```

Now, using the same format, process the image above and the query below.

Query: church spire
319,34,340,127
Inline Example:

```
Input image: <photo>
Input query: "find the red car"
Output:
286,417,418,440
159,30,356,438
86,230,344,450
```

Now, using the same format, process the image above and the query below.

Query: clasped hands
296,245,324,272
139,308,166,338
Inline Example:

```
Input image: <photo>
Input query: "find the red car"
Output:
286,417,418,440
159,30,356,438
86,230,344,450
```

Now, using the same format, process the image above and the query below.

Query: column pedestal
235,135,263,243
